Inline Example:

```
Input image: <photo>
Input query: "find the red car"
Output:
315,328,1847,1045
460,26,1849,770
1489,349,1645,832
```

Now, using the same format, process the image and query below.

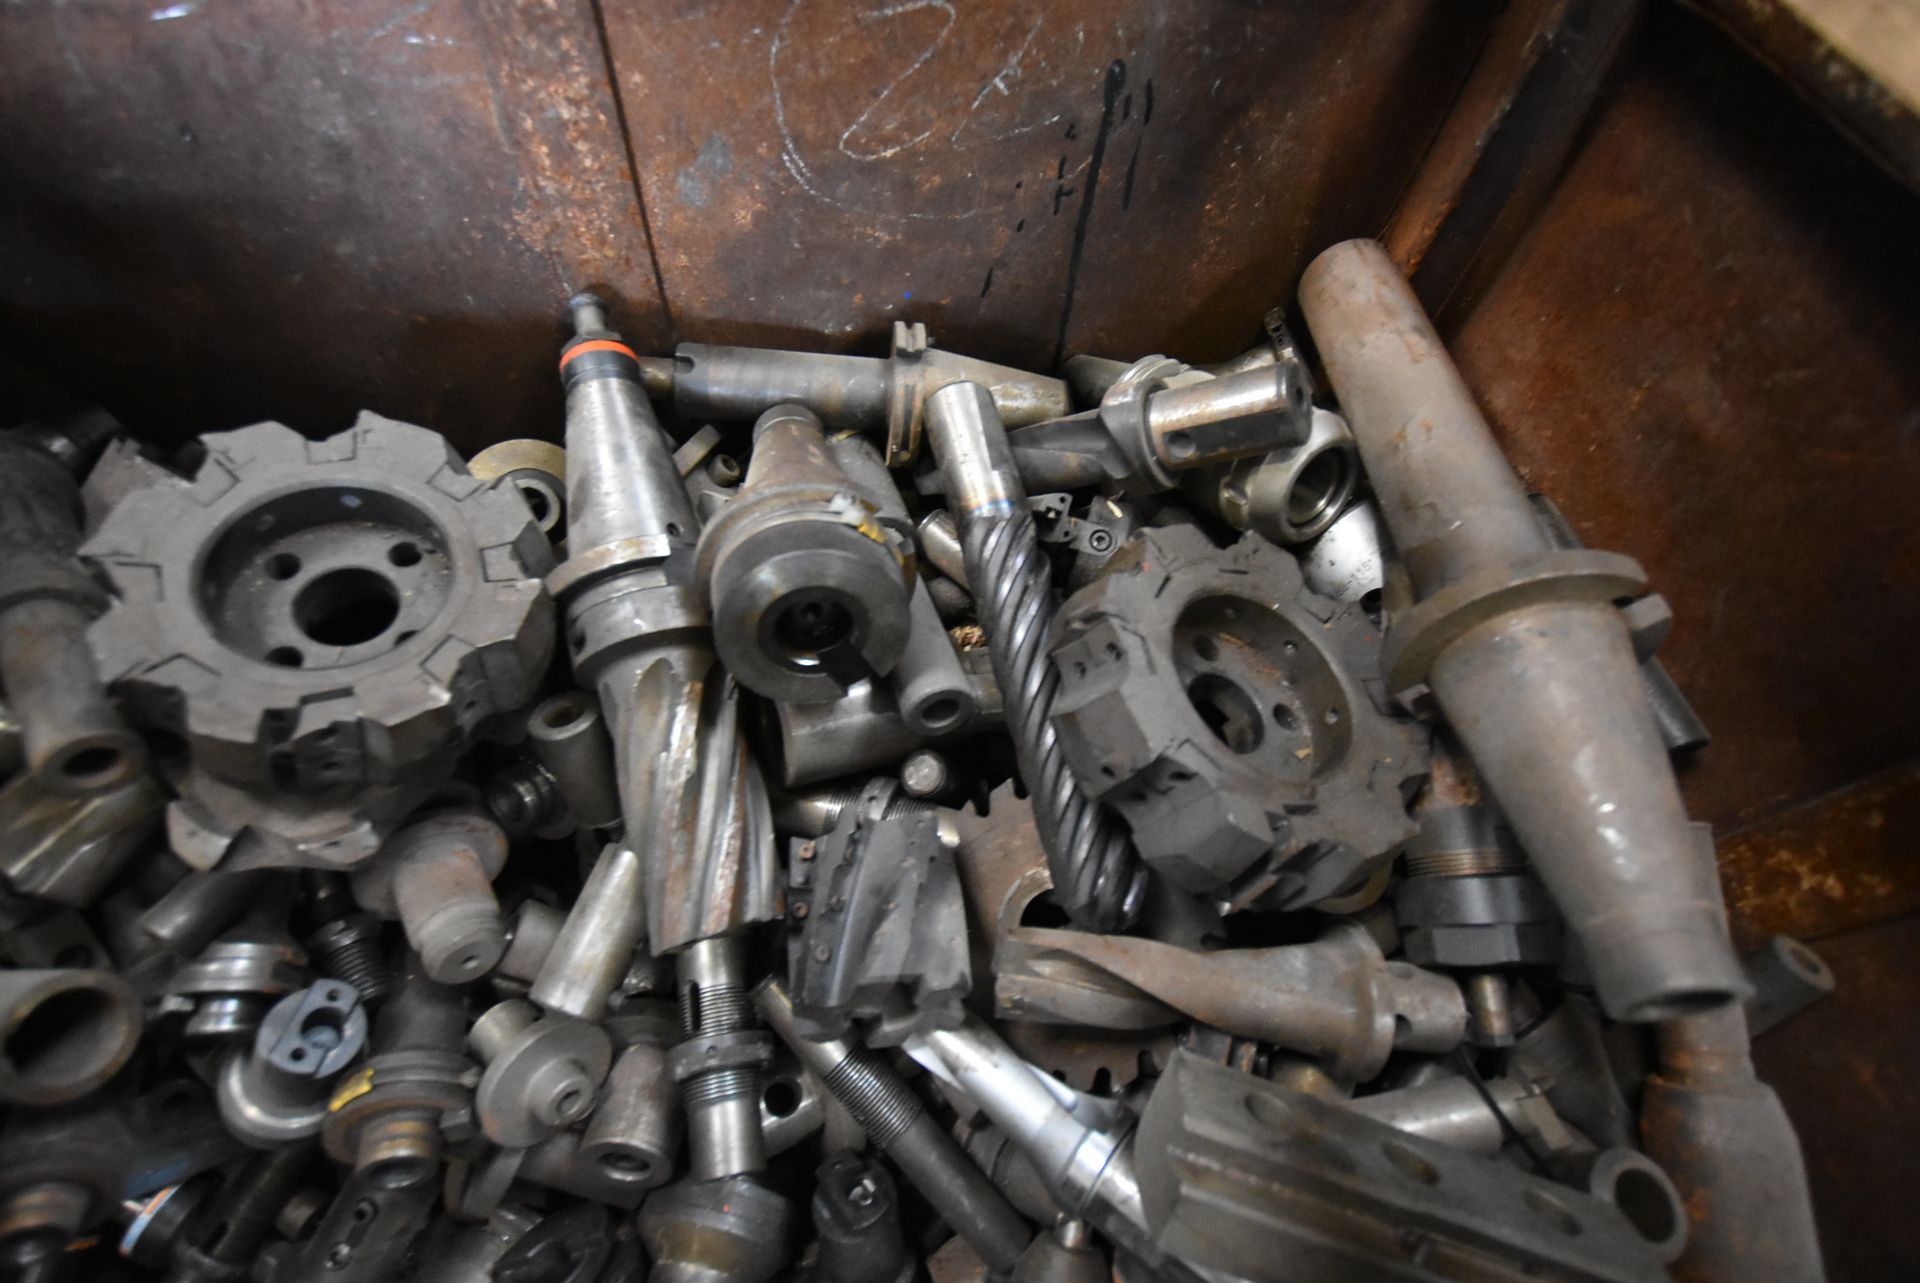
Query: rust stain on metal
1752,912,1920,1280
1450,5,1920,834
1715,760,1920,948
0,0,666,456
1385,0,1643,324
951,785,1053,986
598,0,1493,367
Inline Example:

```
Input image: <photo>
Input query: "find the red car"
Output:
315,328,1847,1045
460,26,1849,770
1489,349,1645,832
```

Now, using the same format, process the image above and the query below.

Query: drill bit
923,380,1144,932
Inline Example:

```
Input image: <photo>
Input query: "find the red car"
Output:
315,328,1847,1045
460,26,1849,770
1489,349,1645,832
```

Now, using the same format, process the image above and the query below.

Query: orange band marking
559,339,638,371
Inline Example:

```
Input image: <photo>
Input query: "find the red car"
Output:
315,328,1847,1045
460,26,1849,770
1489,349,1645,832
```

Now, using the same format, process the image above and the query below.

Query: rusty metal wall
0,0,1493,452
0,0,671,447
1446,8,1920,1277
1752,912,1920,1283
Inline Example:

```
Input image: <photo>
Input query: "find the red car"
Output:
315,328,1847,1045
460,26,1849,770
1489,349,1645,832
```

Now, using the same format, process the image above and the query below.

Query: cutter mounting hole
1287,449,1350,528
763,1078,802,1118
1188,674,1264,754
61,745,124,782
1610,1165,1679,1245
294,569,401,647
918,696,963,729
542,699,590,730
774,596,853,664
3,987,118,1086
298,1007,345,1052
518,484,551,522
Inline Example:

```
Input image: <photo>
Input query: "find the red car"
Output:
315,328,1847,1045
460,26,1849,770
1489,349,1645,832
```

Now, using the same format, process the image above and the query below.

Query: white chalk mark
952,15,1064,148
150,2,196,20
768,0,1064,221
835,0,954,160
367,0,434,44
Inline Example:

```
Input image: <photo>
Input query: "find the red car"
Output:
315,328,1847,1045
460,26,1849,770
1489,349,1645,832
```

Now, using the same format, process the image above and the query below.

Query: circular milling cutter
82,412,554,870
695,404,914,703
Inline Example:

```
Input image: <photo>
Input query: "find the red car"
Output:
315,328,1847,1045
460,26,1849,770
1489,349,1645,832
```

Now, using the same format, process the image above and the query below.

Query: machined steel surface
996,925,1465,1083
497,898,567,988
319,959,477,1192
525,691,623,833
349,806,509,985
1397,792,1560,969
916,510,971,589
0,770,161,908
813,1151,915,1283
165,1145,317,1283
553,297,779,957
1136,1049,1670,1282
528,842,646,1023
1051,524,1426,906
410,1205,542,1283
162,926,307,1043
758,978,1033,1276
0,206,1843,1280
1347,1069,1573,1158
0,430,145,799
1741,935,1835,1037
579,1041,679,1193
1548,1149,1691,1267
1514,991,1638,1152
672,935,772,1182
1011,1218,1110,1283
761,680,929,790
217,981,368,1147
948,787,1180,1094
468,439,568,544
1528,493,1711,757
906,1016,1206,1281
469,998,612,1148
1008,356,1310,497
0,968,141,1106
84,413,554,871
670,323,1070,466
1186,406,1360,546
1299,237,1746,1023
1300,500,1391,606
296,872,390,1008
893,576,979,737
695,403,914,702
639,1174,791,1283
124,868,282,974
264,1165,438,1283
